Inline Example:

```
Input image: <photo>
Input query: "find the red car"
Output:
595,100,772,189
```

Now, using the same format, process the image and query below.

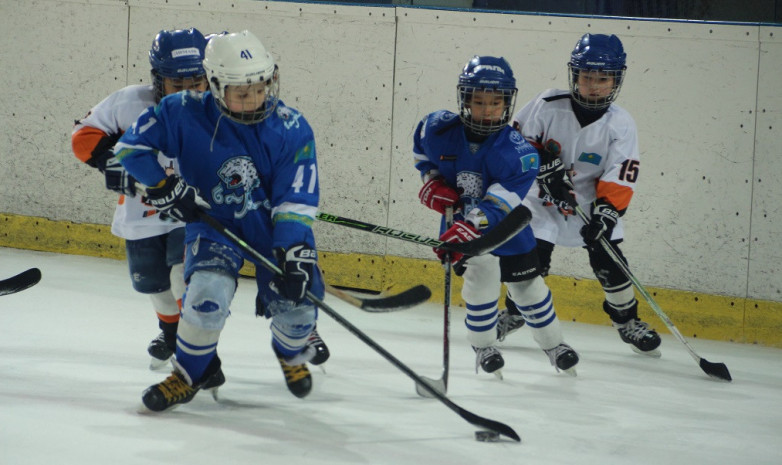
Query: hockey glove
435,220,480,265
580,200,619,245
536,148,576,215
144,175,210,223
419,176,459,215
273,243,318,303
102,156,137,197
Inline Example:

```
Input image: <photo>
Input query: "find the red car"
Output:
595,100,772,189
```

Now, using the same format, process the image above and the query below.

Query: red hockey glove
435,220,480,265
419,177,459,214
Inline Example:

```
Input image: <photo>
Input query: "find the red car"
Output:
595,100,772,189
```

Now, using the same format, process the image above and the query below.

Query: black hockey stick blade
700,358,732,381
452,204,532,256
0,268,42,296
326,284,431,312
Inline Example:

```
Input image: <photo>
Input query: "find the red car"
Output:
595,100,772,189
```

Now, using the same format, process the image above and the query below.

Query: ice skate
496,309,525,342
306,326,330,366
201,355,226,400
147,331,175,370
544,343,579,376
473,345,504,379
613,318,662,357
273,344,313,398
141,370,199,412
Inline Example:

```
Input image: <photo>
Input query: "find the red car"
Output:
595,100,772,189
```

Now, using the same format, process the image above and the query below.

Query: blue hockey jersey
413,110,539,255
114,91,319,259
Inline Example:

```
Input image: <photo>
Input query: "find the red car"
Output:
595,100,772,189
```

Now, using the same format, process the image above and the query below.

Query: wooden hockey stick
574,205,732,382
416,206,452,397
198,211,520,441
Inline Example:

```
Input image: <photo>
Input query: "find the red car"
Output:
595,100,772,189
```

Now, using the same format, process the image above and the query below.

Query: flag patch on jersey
578,152,602,165
519,153,538,172
294,140,315,163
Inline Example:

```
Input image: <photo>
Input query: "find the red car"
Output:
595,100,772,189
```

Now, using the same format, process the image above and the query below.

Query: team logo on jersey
212,156,262,219
578,152,602,165
456,171,482,213
277,105,302,130
437,111,458,123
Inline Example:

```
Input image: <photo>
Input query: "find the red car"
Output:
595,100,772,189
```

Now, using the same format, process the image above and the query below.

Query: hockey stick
416,206,452,397
198,211,521,441
316,205,531,257
0,268,42,296
324,283,431,313
132,183,428,313
574,205,732,382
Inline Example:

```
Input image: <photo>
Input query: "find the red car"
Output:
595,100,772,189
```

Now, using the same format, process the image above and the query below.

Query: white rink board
0,0,779,301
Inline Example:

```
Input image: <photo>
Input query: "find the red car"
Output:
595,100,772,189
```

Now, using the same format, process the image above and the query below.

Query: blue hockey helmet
456,56,518,136
149,28,208,102
568,34,627,110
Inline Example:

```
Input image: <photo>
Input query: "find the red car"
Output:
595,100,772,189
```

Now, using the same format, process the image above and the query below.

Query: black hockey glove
274,243,318,303
536,148,576,215
580,200,619,245
102,156,137,197
144,175,210,223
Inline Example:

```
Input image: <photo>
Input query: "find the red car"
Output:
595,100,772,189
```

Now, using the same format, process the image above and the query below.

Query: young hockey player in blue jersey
511,34,662,357
413,56,579,376
114,30,327,411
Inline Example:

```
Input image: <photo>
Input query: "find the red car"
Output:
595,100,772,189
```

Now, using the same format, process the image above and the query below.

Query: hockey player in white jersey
511,33,662,356
414,56,579,376
72,29,226,378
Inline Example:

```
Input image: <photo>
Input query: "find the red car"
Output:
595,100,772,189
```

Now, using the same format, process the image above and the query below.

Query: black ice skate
147,331,175,370
544,343,579,376
306,326,330,366
496,309,526,342
273,344,313,398
141,370,200,412
473,345,504,379
613,319,662,357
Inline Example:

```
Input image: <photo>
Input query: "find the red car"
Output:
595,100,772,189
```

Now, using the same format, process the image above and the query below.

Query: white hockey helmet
203,30,279,124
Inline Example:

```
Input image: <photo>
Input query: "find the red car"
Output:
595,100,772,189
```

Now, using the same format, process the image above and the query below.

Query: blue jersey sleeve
268,108,319,251
113,103,172,187
476,128,540,228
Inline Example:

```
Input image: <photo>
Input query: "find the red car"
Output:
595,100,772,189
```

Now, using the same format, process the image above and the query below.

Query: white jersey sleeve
72,85,184,240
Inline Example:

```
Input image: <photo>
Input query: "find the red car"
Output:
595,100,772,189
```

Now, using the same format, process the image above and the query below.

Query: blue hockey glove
102,156,137,197
580,200,619,244
536,148,576,215
144,175,210,223
274,243,317,303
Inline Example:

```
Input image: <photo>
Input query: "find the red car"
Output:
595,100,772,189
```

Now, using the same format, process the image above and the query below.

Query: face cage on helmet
212,72,280,125
456,85,517,136
151,71,208,103
568,64,625,111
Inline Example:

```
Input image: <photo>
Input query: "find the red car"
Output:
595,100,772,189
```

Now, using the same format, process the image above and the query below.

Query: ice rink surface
1,247,780,465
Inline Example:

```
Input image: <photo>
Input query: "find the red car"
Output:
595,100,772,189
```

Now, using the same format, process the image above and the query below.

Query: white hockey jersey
512,89,640,247
72,85,183,240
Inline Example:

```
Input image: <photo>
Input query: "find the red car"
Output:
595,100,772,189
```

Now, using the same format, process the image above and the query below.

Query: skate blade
492,370,504,381
415,377,446,398
561,367,578,377
631,346,662,358
206,387,220,401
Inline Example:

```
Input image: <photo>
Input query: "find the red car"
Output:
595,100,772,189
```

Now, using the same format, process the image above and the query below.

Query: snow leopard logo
212,156,263,219
456,171,482,213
